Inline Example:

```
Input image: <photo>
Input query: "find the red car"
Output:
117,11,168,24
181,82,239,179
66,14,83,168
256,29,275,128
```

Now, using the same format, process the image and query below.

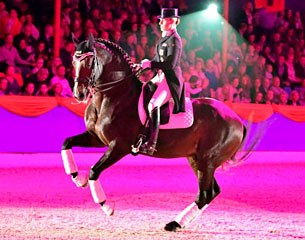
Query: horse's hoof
72,171,89,188
101,201,115,216
164,221,182,232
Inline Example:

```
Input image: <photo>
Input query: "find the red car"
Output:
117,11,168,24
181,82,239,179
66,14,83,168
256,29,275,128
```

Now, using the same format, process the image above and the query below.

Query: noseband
73,51,96,87
73,45,142,94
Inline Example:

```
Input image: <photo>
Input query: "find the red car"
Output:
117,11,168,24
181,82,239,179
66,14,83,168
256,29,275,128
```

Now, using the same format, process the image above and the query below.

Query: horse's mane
95,38,138,75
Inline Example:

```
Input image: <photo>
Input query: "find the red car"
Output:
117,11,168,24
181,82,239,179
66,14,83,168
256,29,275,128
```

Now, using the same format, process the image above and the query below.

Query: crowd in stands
0,0,305,106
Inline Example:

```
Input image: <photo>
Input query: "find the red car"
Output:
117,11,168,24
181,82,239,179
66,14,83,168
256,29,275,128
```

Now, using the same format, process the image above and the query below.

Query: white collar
162,29,176,38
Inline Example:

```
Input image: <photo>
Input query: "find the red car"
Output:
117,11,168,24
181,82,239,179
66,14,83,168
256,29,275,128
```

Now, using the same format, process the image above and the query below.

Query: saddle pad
138,88,194,129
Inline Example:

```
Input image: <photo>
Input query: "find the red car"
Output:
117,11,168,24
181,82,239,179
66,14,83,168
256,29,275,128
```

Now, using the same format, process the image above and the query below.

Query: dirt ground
0,153,304,240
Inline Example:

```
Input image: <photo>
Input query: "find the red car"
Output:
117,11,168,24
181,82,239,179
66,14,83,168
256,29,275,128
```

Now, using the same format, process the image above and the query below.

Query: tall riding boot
141,107,160,155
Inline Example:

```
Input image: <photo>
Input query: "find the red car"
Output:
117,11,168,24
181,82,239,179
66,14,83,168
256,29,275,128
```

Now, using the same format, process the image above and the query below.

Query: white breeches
148,72,171,113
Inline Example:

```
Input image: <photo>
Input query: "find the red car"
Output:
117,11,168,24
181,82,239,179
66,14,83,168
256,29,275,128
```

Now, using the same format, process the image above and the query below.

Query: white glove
141,59,151,69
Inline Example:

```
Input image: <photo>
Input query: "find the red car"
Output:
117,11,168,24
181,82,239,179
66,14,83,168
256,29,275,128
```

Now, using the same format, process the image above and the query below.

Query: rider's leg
141,77,171,155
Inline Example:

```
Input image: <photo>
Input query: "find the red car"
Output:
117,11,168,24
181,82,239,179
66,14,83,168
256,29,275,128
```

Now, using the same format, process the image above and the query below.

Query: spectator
27,67,50,93
22,81,35,96
49,65,73,97
0,76,8,95
265,89,275,104
278,92,288,105
48,82,64,97
239,74,252,103
4,8,22,37
270,76,287,104
204,58,218,91
185,75,202,99
5,65,21,95
0,34,33,73
274,55,288,84
298,79,305,106
250,78,263,103
36,83,49,96
287,90,301,106
0,0,9,40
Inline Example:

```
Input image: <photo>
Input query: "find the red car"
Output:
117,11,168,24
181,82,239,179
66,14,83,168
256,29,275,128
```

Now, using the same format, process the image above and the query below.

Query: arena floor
0,152,304,240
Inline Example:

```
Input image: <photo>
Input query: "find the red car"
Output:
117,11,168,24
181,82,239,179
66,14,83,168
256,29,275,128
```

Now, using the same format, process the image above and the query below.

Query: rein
74,51,142,93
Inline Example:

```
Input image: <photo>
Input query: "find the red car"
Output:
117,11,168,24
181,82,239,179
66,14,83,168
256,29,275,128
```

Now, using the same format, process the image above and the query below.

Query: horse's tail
229,115,265,165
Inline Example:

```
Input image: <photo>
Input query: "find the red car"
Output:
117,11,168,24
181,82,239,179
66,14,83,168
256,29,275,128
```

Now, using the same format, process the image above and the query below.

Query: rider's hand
141,59,151,69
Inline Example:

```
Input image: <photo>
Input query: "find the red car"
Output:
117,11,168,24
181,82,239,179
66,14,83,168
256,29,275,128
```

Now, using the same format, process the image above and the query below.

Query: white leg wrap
89,180,114,216
89,180,106,203
174,202,207,228
61,149,78,174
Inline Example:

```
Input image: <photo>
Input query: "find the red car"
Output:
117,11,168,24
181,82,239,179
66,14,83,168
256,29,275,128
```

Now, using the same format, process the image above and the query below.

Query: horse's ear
71,33,79,46
86,33,95,51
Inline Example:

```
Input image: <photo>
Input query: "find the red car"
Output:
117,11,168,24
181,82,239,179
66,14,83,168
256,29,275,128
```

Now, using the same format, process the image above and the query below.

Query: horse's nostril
79,93,85,99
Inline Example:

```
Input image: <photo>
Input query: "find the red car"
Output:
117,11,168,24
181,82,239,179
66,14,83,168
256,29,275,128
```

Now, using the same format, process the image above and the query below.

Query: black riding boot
141,107,160,155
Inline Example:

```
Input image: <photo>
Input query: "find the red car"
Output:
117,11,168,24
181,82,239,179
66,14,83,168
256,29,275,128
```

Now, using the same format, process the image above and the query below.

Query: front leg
88,141,127,216
61,131,106,187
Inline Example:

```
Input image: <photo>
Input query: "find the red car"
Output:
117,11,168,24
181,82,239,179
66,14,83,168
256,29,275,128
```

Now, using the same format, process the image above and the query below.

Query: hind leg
61,131,106,187
165,157,220,231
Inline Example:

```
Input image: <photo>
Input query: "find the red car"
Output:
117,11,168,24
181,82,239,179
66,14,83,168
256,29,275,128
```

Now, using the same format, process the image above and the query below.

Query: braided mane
95,38,138,74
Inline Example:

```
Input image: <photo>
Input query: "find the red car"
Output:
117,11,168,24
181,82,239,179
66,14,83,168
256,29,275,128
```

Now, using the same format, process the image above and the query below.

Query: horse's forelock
76,41,93,55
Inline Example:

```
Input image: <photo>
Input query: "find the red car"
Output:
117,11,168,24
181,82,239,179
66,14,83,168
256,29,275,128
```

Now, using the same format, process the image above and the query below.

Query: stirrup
131,134,146,155
139,142,157,156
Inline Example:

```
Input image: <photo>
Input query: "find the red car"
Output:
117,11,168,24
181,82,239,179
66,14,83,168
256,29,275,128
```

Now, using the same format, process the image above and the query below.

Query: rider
140,8,185,155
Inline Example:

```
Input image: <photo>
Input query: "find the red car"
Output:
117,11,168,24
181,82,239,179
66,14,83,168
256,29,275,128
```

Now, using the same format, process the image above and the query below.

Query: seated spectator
5,65,21,95
298,79,305,106
27,67,50,93
265,90,275,104
26,57,45,80
22,81,35,96
28,40,50,63
252,92,265,104
278,92,288,105
270,76,287,104
239,74,252,103
287,90,301,106
49,65,73,98
0,34,33,74
284,54,299,90
250,78,263,103
264,64,274,81
185,75,202,99
273,55,288,84
0,77,8,95
200,77,213,98
252,56,266,80
219,64,235,86
0,1,9,40
215,82,231,102
48,82,64,97
204,59,218,91
36,83,49,96
294,55,305,84
260,77,272,98
4,8,22,37
230,76,242,103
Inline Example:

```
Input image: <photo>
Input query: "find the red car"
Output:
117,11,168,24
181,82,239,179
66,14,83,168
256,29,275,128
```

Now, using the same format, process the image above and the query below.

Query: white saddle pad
138,87,194,129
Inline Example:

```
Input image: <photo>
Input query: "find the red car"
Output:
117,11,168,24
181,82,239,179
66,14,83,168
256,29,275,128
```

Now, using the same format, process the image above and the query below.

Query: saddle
138,82,194,129
131,82,194,155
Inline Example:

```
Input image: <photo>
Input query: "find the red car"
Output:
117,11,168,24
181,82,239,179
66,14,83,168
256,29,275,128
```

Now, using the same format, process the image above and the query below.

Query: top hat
158,8,180,19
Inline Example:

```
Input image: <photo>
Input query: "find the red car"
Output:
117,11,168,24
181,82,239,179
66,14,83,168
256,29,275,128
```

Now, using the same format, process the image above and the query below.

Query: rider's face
159,18,176,32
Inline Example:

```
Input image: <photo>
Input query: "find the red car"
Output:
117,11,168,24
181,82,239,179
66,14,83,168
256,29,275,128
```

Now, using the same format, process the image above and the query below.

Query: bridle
73,47,142,93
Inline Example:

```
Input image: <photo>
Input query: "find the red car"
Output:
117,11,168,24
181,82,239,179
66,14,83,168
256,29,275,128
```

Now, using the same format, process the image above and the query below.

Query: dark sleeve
150,36,181,70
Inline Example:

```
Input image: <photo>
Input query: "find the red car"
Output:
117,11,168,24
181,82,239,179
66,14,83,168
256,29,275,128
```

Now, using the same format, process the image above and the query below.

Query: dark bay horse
61,35,249,231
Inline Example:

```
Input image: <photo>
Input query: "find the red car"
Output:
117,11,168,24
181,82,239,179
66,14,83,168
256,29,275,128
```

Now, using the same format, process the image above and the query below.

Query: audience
0,0,304,108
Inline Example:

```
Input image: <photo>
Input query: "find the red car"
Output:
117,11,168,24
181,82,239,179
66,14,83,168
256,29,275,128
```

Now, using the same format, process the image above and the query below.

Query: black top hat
158,8,180,19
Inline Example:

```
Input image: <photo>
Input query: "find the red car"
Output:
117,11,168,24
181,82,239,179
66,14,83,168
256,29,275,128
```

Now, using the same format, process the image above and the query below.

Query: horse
61,35,250,232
